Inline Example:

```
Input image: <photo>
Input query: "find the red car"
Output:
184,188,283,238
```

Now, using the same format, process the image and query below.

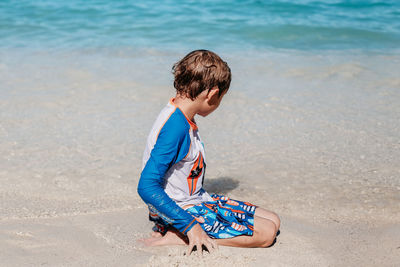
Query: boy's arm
137,117,198,235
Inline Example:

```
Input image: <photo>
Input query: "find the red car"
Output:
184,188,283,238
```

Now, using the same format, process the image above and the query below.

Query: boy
137,50,280,254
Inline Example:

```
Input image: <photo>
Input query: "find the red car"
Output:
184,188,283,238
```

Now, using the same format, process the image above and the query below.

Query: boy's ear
206,86,220,102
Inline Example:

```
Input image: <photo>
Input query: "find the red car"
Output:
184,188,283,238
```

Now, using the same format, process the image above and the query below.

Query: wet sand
1,48,399,266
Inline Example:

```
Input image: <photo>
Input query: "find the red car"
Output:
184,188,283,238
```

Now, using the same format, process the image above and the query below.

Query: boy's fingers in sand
203,239,216,254
186,242,197,256
202,238,216,252
187,242,206,256
186,224,216,255
186,239,216,256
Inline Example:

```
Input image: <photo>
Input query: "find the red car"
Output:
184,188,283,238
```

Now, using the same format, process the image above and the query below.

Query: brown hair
172,50,231,100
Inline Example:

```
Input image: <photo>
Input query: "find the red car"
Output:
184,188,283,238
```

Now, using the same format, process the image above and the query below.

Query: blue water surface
0,0,400,51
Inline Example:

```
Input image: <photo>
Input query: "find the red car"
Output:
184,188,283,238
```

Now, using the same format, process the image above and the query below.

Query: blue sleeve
137,112,198,235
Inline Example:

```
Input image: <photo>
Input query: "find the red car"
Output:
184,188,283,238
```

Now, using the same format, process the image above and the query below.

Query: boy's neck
172,95,199,122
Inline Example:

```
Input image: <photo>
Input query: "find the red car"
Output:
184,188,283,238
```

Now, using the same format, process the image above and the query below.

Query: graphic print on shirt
187,152,204,195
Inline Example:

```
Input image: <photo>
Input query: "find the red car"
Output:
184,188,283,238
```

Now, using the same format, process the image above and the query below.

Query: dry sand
1,49,399,266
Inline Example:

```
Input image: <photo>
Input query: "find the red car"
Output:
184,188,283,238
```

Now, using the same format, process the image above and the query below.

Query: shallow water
0,47,399,223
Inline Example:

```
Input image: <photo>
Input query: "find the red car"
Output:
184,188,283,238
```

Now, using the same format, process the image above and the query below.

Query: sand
0,48,399,266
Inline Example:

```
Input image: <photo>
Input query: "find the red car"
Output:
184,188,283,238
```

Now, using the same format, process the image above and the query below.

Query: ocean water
1,0,400,51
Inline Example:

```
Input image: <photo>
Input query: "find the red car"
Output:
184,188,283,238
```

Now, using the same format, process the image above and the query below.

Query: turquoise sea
1,0,400,51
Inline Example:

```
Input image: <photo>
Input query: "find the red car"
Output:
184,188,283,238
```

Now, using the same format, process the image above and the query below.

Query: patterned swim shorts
150,194,257,239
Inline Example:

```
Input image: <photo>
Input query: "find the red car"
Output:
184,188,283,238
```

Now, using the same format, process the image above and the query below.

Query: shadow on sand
203,177,239,195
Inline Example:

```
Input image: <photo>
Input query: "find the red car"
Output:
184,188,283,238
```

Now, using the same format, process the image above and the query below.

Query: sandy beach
1,49,399,266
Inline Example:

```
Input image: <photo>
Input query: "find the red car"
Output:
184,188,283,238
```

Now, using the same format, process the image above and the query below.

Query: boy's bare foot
138,236,163,246
139,230,188,247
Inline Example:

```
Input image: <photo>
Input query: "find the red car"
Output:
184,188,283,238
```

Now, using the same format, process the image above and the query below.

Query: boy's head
172,50,231,100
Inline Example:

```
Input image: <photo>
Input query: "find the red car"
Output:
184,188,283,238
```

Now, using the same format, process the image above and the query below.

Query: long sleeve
137,112,198,235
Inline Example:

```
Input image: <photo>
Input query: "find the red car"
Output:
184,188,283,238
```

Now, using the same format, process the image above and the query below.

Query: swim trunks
150,194,257,239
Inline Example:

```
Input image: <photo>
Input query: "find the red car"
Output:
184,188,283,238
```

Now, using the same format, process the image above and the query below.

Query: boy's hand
186,223,218,255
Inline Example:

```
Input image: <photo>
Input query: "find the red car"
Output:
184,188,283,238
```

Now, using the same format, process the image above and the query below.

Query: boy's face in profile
197,87,227,117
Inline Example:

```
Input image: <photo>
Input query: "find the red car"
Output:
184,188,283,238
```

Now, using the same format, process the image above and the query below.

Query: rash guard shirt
137,98,213,235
